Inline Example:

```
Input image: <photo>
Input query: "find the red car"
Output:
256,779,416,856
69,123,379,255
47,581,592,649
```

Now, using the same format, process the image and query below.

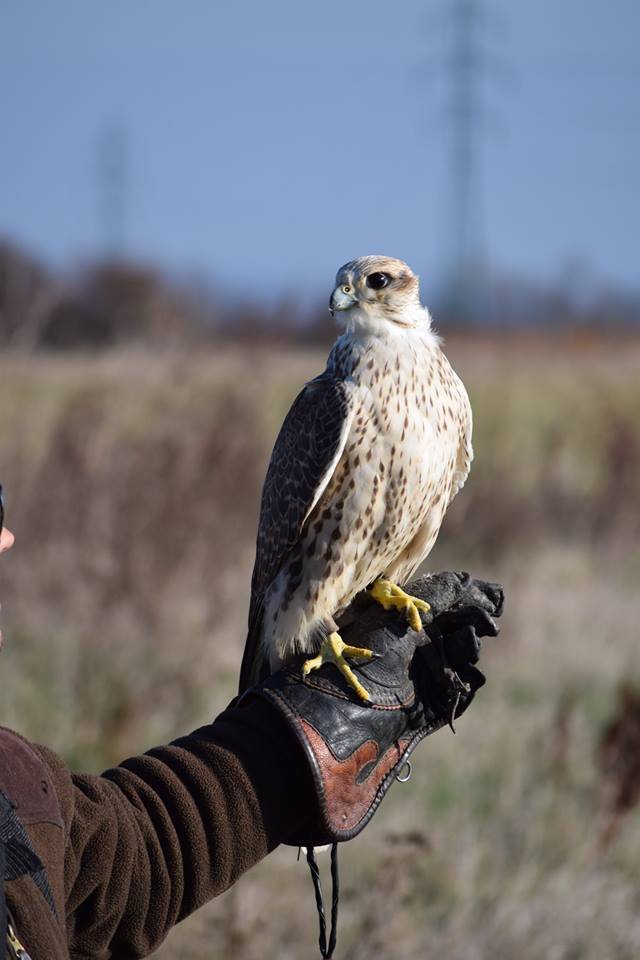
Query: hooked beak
329,285,358,316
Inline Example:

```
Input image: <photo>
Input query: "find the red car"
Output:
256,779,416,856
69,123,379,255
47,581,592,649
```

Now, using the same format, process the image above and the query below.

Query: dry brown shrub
597,682,640,846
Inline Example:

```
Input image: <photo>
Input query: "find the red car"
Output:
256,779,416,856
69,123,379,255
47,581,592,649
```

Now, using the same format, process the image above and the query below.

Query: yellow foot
368,578,430,632
302,632,374,702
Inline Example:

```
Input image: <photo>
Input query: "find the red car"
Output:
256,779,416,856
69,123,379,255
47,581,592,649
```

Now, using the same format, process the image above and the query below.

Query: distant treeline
0,238,638,350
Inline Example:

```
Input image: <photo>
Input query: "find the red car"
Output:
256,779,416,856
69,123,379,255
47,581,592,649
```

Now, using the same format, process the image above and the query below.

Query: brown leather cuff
257,670,441,845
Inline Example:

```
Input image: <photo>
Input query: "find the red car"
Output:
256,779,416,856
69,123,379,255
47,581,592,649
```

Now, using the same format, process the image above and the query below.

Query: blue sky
0,0,638,304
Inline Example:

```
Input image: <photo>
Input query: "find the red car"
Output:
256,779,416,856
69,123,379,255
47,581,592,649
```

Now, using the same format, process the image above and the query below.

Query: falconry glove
253,570,503,847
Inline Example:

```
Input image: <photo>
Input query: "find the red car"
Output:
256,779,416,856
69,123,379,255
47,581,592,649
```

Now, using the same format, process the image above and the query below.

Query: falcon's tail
238,610,271,695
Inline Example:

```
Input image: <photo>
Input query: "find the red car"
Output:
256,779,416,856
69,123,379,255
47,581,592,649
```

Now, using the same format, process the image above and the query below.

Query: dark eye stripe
366,272,390,290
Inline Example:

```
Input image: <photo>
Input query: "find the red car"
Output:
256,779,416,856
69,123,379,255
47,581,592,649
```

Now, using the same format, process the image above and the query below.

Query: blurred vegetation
1,238,639,351
1,241,640,957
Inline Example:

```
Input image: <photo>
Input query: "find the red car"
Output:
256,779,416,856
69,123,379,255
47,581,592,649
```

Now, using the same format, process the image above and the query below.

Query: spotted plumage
239,256,472,693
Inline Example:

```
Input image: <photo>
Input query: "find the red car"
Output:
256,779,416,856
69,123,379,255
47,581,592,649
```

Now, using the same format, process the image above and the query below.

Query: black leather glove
411,570,503,731
253,571,503,846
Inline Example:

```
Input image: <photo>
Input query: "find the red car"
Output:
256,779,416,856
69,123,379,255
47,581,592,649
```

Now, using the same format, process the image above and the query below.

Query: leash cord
306,842,340,958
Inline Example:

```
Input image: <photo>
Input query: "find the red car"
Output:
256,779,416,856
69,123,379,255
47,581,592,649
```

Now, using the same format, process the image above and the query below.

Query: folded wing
239,373,356,692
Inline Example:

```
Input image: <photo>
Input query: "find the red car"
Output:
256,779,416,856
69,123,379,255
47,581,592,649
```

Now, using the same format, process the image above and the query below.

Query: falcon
239,256,473,701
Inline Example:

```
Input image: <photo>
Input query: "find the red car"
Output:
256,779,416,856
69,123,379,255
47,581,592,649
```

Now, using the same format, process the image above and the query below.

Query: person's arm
23,698,313,960
6,572,502,960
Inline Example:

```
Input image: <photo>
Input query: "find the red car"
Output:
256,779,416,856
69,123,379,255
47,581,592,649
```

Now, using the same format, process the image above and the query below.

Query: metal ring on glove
395,760,412,783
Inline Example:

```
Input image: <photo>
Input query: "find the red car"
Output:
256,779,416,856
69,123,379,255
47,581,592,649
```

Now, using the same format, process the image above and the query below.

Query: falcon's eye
366,272,390,290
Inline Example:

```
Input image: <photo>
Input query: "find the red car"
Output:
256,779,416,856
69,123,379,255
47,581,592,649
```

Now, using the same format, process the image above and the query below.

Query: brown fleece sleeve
37,698,314,960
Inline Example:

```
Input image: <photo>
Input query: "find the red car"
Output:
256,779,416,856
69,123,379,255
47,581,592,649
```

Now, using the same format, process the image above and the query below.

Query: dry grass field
1,334,639,958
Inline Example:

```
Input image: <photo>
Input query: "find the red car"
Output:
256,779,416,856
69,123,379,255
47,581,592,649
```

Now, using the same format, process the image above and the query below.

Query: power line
435,0,505,325
97,120,128,257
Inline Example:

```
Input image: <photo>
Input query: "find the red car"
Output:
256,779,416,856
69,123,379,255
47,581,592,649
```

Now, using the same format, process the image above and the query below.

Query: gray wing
239,373,356,692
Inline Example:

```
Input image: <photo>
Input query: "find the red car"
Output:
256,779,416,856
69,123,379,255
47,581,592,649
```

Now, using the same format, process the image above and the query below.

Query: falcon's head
330,256,428,333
